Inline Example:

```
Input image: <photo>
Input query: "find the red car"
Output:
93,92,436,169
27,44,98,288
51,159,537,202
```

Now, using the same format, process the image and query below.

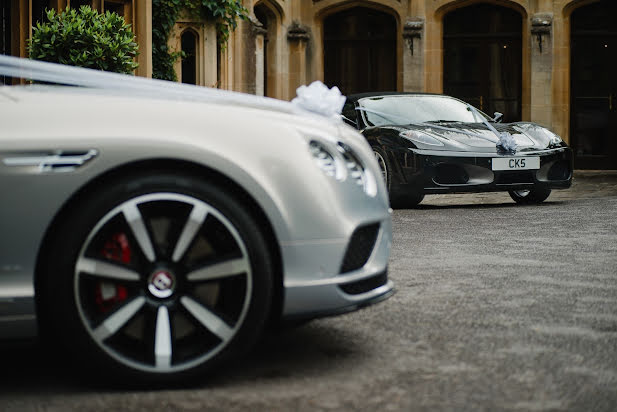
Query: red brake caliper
96,233,131,312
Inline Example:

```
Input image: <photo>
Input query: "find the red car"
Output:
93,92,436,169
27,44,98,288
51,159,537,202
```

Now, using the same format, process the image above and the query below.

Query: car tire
372,146,424,208
390,192,425,209
508,187,552,204
38,172,273,384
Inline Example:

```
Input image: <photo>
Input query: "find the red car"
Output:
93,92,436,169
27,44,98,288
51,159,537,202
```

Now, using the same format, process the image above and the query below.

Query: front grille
340,223,380,274
340,270,388,295
496,171,534,184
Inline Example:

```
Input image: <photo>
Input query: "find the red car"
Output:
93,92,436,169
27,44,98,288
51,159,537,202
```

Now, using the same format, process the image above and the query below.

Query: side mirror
493,112,504,123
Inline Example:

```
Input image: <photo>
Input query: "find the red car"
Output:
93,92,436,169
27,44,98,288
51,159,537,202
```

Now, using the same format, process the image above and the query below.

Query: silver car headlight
337,142,377,197
400,130,444,147
308,140,345,180
308,140,377,197
337,142,364,187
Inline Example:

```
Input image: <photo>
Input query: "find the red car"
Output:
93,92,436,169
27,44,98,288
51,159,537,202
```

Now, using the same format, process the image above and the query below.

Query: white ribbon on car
0,55,351,124
291,81,346,121
467,105,517,153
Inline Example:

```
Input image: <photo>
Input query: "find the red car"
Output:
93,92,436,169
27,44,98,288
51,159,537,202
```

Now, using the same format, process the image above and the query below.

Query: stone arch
180,28,199,85
170,18,218,87
435,0,527,17
315,0,402,19
430,1,529,120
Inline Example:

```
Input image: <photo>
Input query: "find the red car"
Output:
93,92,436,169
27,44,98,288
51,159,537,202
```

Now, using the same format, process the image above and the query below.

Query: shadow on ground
0,319,363,393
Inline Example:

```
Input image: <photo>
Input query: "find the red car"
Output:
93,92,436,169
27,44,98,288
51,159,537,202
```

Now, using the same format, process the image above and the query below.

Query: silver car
0,57,393,383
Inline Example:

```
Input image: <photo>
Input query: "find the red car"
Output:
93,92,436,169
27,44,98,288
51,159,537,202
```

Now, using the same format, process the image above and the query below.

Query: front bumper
397,146,572,194
281,216,393,320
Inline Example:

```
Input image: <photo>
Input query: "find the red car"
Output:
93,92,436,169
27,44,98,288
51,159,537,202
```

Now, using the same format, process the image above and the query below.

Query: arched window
323,7,397,95
181,30,198,85
443,4,522,122
253,1,281,97
254,5,270,96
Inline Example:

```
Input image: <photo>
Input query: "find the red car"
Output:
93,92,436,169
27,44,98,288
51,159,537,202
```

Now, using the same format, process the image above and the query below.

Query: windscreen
357,95,490,126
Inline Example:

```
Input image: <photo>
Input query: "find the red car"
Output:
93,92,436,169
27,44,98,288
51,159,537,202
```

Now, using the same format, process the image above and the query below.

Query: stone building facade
2,0,616,169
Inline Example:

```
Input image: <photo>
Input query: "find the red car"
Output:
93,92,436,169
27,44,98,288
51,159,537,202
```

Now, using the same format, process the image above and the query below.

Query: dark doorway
324,7,396,95
443,4,522,122
181,30,197,85
71,0,92,9
571,0,617,169
32,0,50,27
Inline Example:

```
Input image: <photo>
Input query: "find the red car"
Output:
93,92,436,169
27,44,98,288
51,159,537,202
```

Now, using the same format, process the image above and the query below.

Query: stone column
203,22,217,88
11,0,28,58
530,13,553,128
402,18,424,92
134,0,152,78
253,20,267,96
287,22,309,98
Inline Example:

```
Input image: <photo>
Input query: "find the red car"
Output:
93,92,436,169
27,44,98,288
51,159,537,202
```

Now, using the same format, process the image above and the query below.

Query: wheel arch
34,158,285,330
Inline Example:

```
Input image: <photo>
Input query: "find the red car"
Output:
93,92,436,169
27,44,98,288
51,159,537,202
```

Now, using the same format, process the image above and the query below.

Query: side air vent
547,160,571,181
340,270,388,295
340,223,380,274
433,163,469,185
2,149,98,172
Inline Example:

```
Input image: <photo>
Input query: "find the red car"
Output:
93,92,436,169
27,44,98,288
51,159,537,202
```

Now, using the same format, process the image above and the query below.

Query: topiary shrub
28,6,139,74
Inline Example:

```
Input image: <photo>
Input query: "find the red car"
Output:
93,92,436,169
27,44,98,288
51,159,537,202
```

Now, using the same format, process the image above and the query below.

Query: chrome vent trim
2,149,98,172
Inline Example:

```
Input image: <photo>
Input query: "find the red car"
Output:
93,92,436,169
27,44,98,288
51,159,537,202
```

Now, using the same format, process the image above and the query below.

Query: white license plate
491,157,540,171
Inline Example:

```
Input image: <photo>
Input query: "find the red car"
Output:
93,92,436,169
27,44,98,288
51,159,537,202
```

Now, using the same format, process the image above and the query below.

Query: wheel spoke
154,306,172,369
172,203,208,262
374,151,387,184
180,296,234,341
76,257,140,281
122,202,156,262
93,296,146,341
186,258,249,282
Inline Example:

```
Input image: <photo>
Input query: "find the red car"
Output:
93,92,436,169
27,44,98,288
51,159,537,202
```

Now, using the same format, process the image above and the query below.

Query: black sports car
343,93,573,207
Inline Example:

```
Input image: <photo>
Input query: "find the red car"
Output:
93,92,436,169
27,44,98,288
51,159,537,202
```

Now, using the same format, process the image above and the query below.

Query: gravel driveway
2,171,616,412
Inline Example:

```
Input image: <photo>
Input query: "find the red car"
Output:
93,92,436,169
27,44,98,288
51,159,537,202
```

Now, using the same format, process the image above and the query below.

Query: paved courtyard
1,171,616,411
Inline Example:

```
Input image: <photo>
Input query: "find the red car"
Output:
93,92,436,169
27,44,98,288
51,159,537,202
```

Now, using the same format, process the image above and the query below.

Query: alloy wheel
74,192,252,374
512,189,531,197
